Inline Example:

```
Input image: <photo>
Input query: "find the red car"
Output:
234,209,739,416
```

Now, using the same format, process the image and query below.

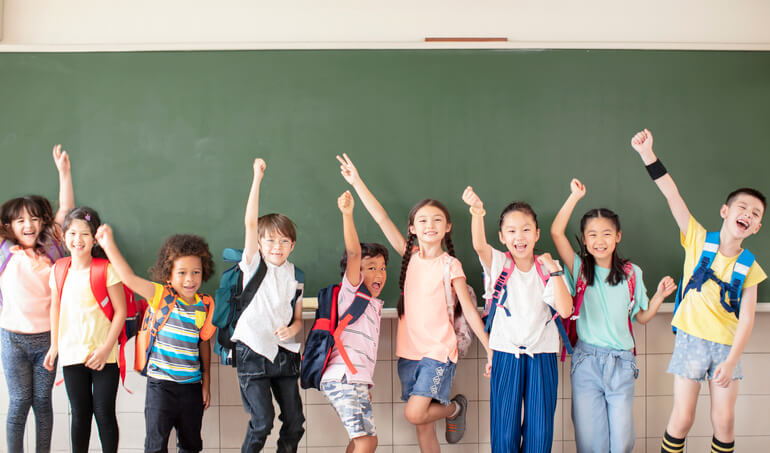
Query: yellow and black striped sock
711,436,735,453
661,430,685,453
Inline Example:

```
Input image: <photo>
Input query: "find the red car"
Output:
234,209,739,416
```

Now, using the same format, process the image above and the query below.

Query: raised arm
550,179,585,275
95,224,156,301
336,153,406,256
461,186,492,269
52,144,74,227
338,191,363,286
635,276,677,324
631,129,691,235
243,158,266,264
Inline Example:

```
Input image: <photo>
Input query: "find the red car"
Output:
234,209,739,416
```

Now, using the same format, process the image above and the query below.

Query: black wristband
550,270,564,277
645,159,667,180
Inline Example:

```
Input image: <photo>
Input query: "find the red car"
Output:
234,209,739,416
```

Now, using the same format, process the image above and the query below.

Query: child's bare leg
403,395,455,426
666,376,701,437
404,396,455,453
709,379,739,442
415,422,440,453
348,435,377,453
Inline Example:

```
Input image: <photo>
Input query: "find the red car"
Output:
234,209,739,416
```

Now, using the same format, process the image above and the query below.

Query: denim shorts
667,330,743,382
321,378,376,438
397,357,456,406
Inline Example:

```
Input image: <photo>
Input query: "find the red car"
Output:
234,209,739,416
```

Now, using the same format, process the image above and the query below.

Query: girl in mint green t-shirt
551,178,676,453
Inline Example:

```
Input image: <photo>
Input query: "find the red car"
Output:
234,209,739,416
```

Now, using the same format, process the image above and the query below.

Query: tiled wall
3,312,770,452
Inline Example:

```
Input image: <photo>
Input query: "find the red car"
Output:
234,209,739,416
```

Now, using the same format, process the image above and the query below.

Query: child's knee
711,410,735,436
353,435,378,453
404,405,426,425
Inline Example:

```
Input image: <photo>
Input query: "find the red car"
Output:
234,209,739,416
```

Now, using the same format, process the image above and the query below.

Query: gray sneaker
445,394,467,444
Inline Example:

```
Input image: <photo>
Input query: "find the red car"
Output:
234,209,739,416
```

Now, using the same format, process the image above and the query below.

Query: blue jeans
1,329,57,453
236,343,305,453
397,357,456,406
570,341,638,453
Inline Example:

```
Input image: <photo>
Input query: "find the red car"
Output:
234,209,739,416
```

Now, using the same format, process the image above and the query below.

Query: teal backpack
213,248,304,366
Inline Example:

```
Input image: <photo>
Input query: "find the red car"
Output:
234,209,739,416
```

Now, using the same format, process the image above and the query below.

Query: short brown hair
149,234,215,282
258,213,297,242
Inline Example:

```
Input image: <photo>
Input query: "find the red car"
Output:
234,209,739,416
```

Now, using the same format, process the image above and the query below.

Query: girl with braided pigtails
336,153,491,453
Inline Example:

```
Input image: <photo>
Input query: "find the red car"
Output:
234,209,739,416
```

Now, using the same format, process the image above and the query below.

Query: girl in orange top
337,153,491,452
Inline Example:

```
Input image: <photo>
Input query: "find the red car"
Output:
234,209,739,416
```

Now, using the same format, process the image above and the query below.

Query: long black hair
577,208,628,286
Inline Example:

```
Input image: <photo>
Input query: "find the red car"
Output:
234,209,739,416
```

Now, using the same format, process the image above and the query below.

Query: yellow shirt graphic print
195,310,206,329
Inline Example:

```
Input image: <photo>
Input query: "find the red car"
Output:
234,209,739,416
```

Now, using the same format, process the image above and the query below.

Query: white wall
1,0,770,51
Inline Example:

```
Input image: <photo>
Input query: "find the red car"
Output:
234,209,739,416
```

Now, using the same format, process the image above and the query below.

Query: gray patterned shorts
321,378,376,438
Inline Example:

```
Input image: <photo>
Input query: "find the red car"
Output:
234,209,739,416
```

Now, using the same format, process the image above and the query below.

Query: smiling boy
631,129,767,453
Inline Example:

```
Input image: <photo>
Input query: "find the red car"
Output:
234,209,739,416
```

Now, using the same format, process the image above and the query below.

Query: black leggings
62,363,120,453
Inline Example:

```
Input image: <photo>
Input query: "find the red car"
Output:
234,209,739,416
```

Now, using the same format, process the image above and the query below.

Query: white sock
448,400,461,418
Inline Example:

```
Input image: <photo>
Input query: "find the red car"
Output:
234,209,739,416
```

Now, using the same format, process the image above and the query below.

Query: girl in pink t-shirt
0,145,74,453
337,153,491,452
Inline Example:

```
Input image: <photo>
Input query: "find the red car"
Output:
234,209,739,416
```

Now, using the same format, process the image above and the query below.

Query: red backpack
53,257,147,389
561,261,636,361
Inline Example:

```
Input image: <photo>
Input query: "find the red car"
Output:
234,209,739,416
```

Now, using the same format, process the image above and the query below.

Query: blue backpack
673,231,755,333
0,239,66,307
300,283,373,390
213,248,304,366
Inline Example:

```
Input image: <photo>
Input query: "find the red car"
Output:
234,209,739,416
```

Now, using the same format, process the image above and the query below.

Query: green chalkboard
1,50,769,304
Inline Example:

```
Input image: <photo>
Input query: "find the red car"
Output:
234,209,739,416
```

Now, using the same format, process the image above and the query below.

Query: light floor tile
201,407,220,449
738,354,770,394
377,319,393,361
645,354,673,396
635,354,646,397
116,370,148,413
218,364,242,406
372,361,394,403
373,402,394,446
452,358,479,402
305,403,350,447
633,322,646,355
645,315,675,354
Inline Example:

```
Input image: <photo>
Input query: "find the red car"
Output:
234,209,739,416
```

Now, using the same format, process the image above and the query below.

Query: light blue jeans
570,341,637,453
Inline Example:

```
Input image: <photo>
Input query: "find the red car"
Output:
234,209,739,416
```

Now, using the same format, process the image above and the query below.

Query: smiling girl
550,178,676,453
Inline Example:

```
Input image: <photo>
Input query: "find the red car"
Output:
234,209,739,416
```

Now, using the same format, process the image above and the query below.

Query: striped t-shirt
146,283,210,383
321,274,383,387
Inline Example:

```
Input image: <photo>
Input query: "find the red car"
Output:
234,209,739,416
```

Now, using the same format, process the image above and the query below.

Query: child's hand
484,351,492,378
95,224,114,249
537,253,561,274
569,179,586,200
657,276,677,298
43,347,58,371
202,385,211,410
275,326,294,341
337,190,354,214
461,186,484,209
336,153,361,186
253,158,266,180
52,144,70,174
84,345,110,370
712,360,736,388
631,129,654,155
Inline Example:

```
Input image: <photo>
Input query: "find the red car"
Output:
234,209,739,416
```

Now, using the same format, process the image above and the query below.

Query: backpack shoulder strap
334,284,373,375
198,293,216,341
623,261,636,313
442,255,455,321
699,232,721,268
572,263,588,319
292,266,305,305
729,248,755,302
89,258,114,320
533,254,551,287
240,257,268,311
0,240,14,275
53,256,73,305
151,286,178,335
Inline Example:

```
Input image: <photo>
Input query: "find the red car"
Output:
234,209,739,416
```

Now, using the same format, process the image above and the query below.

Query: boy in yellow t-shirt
631,129,766,453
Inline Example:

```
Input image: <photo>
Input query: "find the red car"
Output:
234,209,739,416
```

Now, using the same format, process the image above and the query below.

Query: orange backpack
134,285,215,376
